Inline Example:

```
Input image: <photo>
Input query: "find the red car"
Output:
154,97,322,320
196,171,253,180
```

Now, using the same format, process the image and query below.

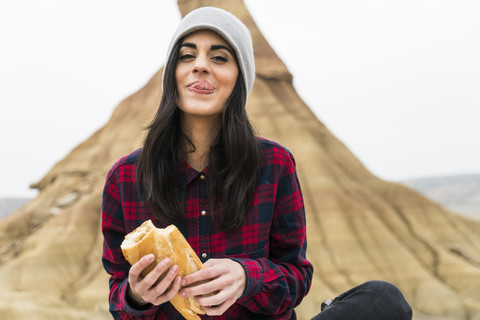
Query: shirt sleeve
101,166,159,319
232,150,313,315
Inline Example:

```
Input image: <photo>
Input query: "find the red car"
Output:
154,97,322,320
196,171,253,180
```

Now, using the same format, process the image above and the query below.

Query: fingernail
181,279,186,286
147,254,154,262
179,290,186,297
171,265,179,273
163,258,171,266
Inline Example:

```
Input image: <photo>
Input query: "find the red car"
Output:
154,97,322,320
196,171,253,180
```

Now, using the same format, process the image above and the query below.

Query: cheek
221,70,238,92
175,70,182,88
175,64,188,85
175,69,185,103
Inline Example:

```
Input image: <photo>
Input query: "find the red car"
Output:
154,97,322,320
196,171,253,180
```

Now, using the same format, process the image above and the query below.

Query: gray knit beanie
163,7,255,100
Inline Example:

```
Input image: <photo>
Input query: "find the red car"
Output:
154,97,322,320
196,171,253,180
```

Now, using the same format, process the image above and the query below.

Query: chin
178,102,224,117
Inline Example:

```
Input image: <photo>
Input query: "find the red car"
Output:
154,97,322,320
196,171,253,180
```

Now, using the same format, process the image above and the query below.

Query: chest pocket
226,243,268,260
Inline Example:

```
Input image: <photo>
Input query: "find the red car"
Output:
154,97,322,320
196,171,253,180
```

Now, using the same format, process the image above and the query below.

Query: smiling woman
101,6,313,320
176,30,239,122
100,6,412,320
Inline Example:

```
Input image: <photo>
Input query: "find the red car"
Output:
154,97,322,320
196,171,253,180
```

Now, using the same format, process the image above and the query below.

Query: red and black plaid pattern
102,138,313,319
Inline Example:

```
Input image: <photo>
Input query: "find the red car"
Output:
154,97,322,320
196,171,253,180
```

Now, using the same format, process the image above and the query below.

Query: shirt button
200,174,205,180
201,210,207,216
201,253,207,259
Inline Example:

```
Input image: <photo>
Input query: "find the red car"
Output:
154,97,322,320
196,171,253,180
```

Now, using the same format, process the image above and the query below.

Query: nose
192,54,210,74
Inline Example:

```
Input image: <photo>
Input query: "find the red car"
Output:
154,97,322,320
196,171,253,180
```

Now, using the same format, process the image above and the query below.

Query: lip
187,80,215,94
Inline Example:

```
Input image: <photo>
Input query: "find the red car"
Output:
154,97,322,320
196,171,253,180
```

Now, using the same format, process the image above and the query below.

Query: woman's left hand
179,258,246,316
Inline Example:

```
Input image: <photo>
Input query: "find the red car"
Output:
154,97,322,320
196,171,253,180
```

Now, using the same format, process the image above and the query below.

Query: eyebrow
181,42,234,55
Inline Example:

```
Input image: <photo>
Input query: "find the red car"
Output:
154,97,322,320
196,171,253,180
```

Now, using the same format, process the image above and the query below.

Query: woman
102,7,313,319
102,6,412,320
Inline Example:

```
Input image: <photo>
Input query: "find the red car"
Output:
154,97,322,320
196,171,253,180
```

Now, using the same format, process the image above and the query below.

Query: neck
181,114,221,171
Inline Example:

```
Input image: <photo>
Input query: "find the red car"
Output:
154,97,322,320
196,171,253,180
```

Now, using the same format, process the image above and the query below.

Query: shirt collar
178,158,210,188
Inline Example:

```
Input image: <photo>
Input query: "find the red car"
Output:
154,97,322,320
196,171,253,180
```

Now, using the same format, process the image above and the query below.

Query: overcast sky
1,0,479,197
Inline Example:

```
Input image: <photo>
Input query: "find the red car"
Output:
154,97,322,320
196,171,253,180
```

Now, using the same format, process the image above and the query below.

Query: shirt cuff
230,258,264,299
120,279,158,317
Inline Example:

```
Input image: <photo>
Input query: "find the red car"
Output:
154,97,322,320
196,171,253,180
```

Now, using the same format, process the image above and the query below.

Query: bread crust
121,220,205,320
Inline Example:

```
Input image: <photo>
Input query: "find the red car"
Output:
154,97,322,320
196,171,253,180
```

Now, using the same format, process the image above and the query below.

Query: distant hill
0,198,31,220
402,173,480,220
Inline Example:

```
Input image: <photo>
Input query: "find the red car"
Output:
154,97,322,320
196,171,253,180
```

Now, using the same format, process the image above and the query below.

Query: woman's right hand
127,254,182,308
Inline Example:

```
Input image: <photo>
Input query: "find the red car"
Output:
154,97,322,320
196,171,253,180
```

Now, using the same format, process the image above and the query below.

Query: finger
202,258,220,268
141,264,179,305
142,258,172,288
203,297,235,316
129,254,155,282
152,275,182,305
151,264,179,296
167,275,182,298
194,283,231,306
181,275,223,298
204,305,226,317
181,265,219,287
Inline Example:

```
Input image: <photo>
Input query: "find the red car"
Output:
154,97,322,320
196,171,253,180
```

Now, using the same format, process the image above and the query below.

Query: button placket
198,172,209,262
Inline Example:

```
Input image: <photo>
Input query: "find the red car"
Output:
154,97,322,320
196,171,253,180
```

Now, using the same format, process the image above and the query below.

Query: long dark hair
137,38,261,231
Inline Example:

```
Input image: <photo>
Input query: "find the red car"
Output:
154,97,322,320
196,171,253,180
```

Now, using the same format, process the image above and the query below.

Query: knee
362,280,412,319
363,280,400,293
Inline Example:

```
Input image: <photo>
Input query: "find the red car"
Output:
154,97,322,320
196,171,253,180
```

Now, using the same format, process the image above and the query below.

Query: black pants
311,281,412,320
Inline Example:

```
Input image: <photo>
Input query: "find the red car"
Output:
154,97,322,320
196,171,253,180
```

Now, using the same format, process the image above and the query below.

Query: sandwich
121,220,205,320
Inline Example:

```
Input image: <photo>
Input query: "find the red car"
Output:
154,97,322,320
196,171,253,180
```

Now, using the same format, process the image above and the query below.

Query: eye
212,55,228,63
179,53,195,61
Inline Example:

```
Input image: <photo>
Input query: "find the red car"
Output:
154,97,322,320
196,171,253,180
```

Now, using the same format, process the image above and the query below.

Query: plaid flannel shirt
102,138,313,319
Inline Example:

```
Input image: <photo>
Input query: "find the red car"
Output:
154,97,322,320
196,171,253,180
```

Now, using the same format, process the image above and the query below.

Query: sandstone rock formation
1,1,479,319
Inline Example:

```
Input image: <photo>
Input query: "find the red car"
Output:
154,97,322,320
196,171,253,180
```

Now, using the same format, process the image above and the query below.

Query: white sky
1,0,479,197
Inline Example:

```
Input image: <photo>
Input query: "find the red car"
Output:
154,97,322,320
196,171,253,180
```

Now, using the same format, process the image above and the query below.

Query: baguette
121,220,205,320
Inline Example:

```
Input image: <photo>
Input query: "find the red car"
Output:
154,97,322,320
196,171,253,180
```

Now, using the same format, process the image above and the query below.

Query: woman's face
175,29,239,119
